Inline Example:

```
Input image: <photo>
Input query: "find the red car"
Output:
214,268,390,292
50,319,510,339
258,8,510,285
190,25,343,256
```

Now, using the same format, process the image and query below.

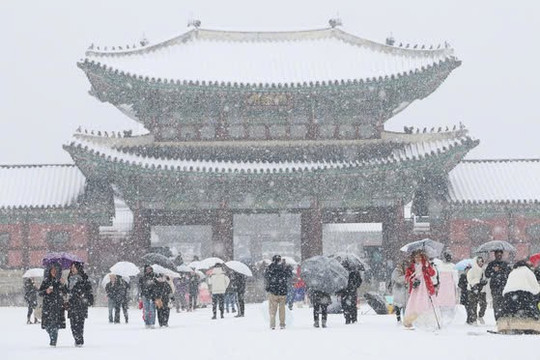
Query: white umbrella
177,264,192,273
199,257,225,269
151,264,181,278
22,268,44,278
110,261,140,277
225,260,253,277
281,256,298,266
101,273,130,288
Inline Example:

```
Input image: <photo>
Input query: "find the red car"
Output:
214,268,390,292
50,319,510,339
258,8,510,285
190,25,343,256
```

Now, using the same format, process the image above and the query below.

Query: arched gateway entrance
66,25,477,265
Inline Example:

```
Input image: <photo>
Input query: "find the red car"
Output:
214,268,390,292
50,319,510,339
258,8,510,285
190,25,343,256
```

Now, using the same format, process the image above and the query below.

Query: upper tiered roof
447,159,540,205
83,27,458,86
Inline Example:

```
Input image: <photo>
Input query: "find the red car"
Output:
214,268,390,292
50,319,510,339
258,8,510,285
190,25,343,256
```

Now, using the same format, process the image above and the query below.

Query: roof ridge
0,164,75,169
85,27,454,58
460,158,540,163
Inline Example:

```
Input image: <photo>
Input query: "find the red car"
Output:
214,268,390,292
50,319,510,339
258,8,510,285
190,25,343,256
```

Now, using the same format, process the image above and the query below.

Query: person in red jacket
403,250,439,328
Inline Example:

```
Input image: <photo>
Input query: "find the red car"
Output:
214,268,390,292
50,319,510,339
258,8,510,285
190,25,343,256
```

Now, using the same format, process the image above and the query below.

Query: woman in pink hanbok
434,252,458,325
403,251,439,329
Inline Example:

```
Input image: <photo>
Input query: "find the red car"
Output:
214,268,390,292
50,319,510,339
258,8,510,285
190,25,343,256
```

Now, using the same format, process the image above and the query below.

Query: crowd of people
24,248,540,347
390,249,540,334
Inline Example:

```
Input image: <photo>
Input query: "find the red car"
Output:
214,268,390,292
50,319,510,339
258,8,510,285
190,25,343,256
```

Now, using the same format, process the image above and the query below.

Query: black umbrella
329,252,369,271
300,256,348,294
475,240,516,253
364,292,388,315
141,253,176,271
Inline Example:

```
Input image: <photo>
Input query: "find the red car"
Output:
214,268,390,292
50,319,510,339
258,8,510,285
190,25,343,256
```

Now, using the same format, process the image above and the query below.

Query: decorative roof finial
188,19,201,29
385,33,395,46
328,18,343,28
140,34,149,47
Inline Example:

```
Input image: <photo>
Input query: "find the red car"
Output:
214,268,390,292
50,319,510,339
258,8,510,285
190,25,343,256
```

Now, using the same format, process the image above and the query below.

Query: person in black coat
232,273,247,317
105,274,123,323
138,265,158,327
309,289,331,328
155,275,173,327
38,262,67,347
67,262,94,347
24,277,39,324
339,262,362,324
484,250,511,320
264,255,292,329
188,272,200,311
457,265,471,306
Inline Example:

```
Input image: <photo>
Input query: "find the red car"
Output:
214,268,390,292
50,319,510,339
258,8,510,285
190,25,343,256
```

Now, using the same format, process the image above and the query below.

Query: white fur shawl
503,266,540,296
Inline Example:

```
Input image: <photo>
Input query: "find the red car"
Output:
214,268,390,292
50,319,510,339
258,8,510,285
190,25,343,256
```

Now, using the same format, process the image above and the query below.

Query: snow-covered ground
1,304,536,360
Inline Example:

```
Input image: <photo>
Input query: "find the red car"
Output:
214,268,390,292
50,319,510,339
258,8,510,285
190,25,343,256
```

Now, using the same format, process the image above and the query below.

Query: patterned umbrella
329,252,369,271
141,253,176,270
42,252,83,270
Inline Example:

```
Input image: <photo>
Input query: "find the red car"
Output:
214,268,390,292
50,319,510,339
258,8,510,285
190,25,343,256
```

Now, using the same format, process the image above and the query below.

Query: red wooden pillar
300,200,323,260
382,203,405,263
212,206,234,260
132,208,151,261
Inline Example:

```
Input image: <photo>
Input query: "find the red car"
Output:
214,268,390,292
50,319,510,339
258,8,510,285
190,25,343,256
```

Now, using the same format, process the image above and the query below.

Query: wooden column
86,223,100,274
300,201,323,260
21,214,30,269
132,208,151,261
382,203,405,263
211,206,234,260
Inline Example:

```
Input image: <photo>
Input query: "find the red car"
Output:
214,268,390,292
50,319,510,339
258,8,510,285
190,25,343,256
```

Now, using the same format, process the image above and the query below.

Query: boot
322,319,327,328
27,318,32,325
314,320,320,328
211,314,217,320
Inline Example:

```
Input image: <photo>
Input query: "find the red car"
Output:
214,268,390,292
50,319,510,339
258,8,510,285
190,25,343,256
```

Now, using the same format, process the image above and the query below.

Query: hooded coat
67,263,94,319
38,263,67,329
466,257,487,293
208,267,230,295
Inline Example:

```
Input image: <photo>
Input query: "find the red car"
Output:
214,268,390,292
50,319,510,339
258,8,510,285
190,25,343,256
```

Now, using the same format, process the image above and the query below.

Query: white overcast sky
0,0,538,164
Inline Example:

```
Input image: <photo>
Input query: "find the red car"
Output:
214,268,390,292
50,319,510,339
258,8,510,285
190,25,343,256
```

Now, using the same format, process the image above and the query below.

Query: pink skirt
435,272,457,307
404,277,439,328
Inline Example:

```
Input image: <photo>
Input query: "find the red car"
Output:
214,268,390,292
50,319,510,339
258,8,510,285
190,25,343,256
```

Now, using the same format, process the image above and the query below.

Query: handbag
155,298,163,309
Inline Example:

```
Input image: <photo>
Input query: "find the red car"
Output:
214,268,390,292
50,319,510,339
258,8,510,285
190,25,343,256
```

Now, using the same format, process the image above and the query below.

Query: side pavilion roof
83,27,457,85
0,164,86,210
447,159,540,205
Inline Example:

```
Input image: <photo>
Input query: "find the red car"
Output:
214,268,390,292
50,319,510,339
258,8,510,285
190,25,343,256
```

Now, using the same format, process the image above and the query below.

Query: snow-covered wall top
84,27,455,84
0,164,86,209
448,159,540,204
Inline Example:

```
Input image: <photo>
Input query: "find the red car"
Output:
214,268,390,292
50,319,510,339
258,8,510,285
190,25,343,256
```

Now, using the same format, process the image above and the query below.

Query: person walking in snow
105,274,123,323
66,262,94,347
188,272,200,311
24,277,39,324
208,263,230,319
138,265,158,328
264,254,290,329
484,250,511,320
434,252,458,325
391,260,409,324
338,261,362,324
309,289,331,328
155,274,173,327
224,270,237,314
403,250,439,329
232,272,247,317
466,256,488,325
38,262,67,347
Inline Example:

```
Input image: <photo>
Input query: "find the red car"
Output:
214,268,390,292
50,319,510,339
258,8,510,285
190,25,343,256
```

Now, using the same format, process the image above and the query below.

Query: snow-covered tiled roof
0,165,86,209
447,159,540,204
65,133,476,174
83,28,456,85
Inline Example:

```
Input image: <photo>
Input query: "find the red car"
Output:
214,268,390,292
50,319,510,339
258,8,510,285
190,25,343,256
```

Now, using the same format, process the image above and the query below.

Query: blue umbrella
454,258,474,271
